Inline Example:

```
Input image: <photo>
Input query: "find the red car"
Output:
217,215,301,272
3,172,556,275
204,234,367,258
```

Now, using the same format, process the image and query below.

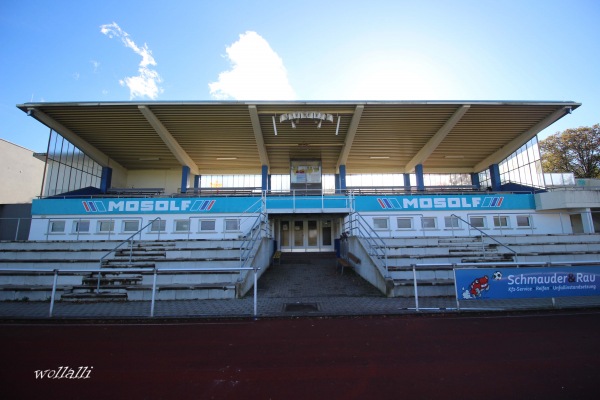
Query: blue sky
1,0,598,152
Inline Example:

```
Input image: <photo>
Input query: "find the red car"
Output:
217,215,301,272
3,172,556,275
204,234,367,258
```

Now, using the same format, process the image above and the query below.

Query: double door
278,218,334,252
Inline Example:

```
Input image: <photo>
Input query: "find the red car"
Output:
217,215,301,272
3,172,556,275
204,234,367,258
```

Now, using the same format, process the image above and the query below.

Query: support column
339,165,347,192
470,172,480,190
489,164,501,192
415,164,425,192
193,175,200,194
403,173,411,192
261,165,269,192
181,166,190,194
100,166,112,194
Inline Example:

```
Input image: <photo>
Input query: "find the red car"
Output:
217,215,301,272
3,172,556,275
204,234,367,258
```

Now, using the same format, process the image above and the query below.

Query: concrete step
61,292,128,302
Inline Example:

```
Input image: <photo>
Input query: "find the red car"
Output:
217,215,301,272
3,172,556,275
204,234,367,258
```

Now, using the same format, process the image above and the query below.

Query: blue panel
354,194,535,212
456,267,600,300
32,197,261,215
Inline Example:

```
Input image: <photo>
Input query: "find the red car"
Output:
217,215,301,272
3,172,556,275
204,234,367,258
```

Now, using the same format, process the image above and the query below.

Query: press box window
73,220,90,233
150,220,166,232
444,216,460,229
199,220,216,232
98,220,115,233
421,217,437,229
397,218,412,229
174,220,190,232
225,219,240,232
123,220,140,232
493,216,509,228
49,220,66,233
516,215,531,227
373,218,389,230
469,216,486,228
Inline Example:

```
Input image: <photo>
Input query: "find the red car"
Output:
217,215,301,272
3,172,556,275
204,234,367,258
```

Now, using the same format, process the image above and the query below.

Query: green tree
540,124,600,178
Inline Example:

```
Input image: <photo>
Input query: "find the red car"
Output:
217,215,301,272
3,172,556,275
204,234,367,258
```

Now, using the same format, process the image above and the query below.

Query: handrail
450,214,518,262
343,211,389,276
239,212,267,271
0,266,260,318
97,217,162,292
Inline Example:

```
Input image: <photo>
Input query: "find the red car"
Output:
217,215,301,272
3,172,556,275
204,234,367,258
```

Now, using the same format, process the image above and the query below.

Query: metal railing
97,217,162,292
450,214,518,262
343,211,389,276
0,266,261,318
405,260,600,312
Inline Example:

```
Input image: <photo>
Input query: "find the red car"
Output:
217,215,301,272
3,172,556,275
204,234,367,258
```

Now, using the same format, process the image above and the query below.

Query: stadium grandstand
1,100,599,307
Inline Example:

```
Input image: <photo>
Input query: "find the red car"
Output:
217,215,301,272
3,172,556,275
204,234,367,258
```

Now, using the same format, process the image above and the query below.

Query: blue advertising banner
455,267,600,300
31,197,262,215
354,193,535,212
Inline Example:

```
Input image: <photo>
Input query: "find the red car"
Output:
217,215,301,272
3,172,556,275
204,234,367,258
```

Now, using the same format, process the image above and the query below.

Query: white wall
0,139,45,203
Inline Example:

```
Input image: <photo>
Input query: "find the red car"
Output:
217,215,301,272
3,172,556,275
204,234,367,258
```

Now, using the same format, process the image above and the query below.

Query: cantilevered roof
18,101,580,175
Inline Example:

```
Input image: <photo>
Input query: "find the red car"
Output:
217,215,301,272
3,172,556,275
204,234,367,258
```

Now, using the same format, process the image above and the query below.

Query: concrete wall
0,139,45,203
125,169,184,194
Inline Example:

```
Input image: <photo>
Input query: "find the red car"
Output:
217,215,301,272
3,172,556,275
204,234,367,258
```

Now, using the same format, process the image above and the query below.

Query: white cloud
91,60,100,73
209,31,296,100
100,22,163,100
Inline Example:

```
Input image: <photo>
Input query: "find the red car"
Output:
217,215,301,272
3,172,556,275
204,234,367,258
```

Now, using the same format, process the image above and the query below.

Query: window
49,220,65,233
73,220,90,233
225,219,240,231
150,219,166,232
444,216,460,229
199,219,216,231
123,220,140,232
98,220,115,233
373,217,389,230
421,217,437,229
469,216,486,228
397,218,412,229
174,220,190,232
493,216,509,228
516,215,531,227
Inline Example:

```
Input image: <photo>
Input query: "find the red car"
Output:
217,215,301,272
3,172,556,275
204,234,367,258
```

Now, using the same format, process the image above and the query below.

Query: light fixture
272,116,278,135
444,155,464,159
139,157,160,161
335,116,341,135
369,156,390,159
216,157,238,160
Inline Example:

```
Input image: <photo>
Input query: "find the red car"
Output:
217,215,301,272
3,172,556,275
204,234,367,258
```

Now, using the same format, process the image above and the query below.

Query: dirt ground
1,310,599,399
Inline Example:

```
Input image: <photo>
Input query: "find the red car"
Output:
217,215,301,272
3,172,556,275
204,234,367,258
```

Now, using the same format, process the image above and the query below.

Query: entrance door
278,218,334,252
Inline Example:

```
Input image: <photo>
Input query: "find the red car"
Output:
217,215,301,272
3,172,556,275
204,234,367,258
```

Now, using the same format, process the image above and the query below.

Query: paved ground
1,252,599,320
2,253,600,398
2,310,599,399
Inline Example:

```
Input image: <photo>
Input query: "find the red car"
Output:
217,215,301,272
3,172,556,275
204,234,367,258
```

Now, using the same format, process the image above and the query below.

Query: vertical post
150,269,158,317
412,264,419,312
49,269,59,317
261,165,269,192
489,164,501,192
403,173,411,192
470,172,480,190
181,166,190,194
194,175,200,194
453,267,460,311
253,268,258,317
338,165,346,192
14,218,20,241
100,166,113,194
415,164,425,192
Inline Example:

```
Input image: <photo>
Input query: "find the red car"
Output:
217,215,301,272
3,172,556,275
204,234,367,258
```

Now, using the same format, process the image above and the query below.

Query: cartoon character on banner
462,275,490,299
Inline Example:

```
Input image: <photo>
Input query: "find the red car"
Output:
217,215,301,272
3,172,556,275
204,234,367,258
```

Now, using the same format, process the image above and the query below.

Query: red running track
1,310,599,399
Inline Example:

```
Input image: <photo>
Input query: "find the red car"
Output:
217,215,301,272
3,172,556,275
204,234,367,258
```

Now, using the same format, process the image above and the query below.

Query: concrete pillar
489,164,501,192
181,166,190,194
261,165,269,192
471,172,480,190
339,165,347,192
415,164,425,192
100,166,112,194
403,173,411,192
193,175,200,194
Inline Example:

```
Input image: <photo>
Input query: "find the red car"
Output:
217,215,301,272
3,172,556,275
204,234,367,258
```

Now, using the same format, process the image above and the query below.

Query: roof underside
19,101,580,175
